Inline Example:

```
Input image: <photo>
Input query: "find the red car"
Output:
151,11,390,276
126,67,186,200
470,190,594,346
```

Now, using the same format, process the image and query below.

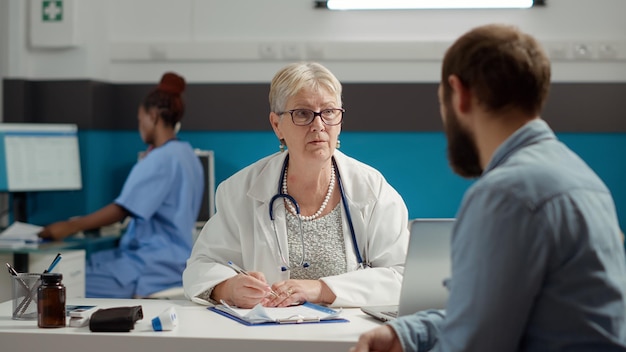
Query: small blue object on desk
151,306,178,331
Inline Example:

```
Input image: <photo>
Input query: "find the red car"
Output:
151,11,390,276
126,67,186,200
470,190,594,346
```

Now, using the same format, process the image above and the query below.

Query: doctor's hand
350,325,403,352
212,271,274,308
267,279,336,307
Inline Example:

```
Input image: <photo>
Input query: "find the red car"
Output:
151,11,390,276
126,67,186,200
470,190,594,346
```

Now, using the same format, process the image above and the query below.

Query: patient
352,24,626,352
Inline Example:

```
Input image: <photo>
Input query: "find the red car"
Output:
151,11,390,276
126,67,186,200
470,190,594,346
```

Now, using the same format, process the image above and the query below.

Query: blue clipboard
208,301,349,326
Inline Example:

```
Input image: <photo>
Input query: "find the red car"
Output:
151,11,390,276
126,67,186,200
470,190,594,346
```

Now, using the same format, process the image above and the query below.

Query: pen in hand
227,261,250,276
227,261,279,298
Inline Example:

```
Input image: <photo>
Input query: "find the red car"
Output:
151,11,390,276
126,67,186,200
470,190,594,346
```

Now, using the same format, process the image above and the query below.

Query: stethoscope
269,155,367,272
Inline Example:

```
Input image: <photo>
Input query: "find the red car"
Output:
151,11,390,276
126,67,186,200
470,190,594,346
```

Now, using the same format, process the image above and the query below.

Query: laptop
361,218,454,322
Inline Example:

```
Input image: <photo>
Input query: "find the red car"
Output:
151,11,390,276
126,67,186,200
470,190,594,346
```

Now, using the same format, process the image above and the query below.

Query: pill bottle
37,273,66,328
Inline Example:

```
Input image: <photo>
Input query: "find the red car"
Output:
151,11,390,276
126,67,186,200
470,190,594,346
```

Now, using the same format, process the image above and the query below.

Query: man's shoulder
474,147,609,211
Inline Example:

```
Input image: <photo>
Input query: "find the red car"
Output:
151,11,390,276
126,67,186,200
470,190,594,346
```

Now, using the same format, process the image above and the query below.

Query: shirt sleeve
115,153,174,220
388,309,446,352
435,184,552,351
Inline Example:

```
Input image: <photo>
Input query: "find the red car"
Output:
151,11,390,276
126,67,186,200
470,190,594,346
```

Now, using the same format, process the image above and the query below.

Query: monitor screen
0,123,82,192
138,148,214,226
195,150,215,226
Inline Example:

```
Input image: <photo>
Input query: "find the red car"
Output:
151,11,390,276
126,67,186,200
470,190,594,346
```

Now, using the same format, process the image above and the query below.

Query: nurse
39,72,205,298
183,62,410,309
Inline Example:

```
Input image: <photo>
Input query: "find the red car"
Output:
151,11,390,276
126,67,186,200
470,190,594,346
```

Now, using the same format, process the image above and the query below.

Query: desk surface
0,234,120,254
0,298,383,352
0,233,120,273
0,240,82,254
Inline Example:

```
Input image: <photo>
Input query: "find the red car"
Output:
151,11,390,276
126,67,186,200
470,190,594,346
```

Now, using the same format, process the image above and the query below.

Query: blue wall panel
22,131,626,232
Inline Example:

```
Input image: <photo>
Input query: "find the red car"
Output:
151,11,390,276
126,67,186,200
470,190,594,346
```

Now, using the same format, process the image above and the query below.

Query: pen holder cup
11,273,41,320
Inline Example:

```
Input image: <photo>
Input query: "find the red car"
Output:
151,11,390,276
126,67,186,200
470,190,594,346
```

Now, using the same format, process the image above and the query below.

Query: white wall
1,0,626,84
0,0,10,226
0,0,8,120
0,0,625,229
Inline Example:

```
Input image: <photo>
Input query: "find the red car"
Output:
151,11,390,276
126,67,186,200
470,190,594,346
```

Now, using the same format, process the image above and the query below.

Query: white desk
0,298,383,352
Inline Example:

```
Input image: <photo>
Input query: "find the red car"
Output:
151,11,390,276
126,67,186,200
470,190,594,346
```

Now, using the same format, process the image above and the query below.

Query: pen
227,260,249,275
6,262,19,276
9,262,39,318
6,263,30,292
44,253,62,273
227,261,279,298
17,252,62,316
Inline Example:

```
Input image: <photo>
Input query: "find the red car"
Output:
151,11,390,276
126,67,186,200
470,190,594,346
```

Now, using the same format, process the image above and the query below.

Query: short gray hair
269,62,342,113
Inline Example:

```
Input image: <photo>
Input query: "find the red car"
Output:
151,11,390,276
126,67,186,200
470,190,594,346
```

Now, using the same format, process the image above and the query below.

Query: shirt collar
483,119,556,174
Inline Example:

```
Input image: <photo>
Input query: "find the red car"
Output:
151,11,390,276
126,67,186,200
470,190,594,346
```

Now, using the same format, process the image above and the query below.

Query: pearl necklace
283,163,336,221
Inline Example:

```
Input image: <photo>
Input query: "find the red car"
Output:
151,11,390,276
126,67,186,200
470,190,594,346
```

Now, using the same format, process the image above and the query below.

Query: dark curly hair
141,72,186,128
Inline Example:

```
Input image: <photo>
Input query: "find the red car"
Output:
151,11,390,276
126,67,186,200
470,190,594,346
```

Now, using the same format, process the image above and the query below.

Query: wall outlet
258,43,279,59
572,43,594,60
282,43,302,60
597,43,619,60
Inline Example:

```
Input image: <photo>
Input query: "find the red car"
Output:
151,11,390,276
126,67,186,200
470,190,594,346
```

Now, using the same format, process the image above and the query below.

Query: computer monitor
138,148,214,227
0,123,82,222
194,150,215,227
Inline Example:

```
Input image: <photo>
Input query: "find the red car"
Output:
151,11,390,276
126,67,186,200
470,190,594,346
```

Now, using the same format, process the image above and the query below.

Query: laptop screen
398,218,455,316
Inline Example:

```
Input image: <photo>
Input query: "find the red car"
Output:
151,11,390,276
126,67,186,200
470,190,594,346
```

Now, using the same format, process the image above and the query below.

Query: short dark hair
441,24,551,116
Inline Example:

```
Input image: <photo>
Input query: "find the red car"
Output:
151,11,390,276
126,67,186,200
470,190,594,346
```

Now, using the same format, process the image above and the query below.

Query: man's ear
448,75,472,114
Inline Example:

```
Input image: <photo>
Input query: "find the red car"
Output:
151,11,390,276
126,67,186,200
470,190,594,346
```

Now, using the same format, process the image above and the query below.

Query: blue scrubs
86,140,204,298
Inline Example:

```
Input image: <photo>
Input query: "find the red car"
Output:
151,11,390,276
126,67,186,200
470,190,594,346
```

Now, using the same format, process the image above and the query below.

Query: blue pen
44,253,62,273
227,261,249,275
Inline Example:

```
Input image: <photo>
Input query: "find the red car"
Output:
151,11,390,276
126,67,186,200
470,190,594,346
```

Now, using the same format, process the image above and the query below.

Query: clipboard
208,301,349,326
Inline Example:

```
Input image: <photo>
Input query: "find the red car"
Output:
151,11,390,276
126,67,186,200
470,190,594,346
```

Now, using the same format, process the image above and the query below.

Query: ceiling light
321,0,542,10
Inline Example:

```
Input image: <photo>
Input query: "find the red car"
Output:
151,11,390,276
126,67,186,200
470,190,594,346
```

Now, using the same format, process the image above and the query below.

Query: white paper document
211,301,346,325
0,221,43,247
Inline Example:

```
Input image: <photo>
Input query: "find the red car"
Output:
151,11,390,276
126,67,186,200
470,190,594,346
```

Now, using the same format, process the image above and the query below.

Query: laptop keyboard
383,311,398,318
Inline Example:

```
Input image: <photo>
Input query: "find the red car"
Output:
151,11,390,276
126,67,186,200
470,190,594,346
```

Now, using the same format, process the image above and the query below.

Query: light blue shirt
390,119,626,351
97,140,204,296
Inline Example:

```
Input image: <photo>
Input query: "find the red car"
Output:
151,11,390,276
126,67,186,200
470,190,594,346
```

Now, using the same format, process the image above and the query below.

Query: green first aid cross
42,1,63,22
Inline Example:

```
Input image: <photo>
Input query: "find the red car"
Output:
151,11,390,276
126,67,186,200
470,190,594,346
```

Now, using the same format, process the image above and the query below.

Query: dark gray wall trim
4,79,626,132
542,83,626,133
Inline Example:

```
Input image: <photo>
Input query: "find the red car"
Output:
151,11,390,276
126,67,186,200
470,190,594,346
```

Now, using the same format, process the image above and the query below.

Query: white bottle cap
151,307,178,331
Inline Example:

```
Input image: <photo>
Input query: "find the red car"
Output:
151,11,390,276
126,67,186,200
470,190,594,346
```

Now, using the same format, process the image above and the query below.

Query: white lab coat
183,150,409,307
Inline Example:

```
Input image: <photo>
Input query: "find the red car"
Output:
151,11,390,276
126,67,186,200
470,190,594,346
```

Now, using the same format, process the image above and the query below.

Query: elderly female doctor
183,62,409,309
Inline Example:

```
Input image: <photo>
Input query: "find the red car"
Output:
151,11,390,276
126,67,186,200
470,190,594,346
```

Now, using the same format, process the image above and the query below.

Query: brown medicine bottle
37,273,66,328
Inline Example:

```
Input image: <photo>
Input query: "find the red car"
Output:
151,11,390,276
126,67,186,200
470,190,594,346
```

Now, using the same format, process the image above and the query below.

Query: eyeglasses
278,108,345,126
